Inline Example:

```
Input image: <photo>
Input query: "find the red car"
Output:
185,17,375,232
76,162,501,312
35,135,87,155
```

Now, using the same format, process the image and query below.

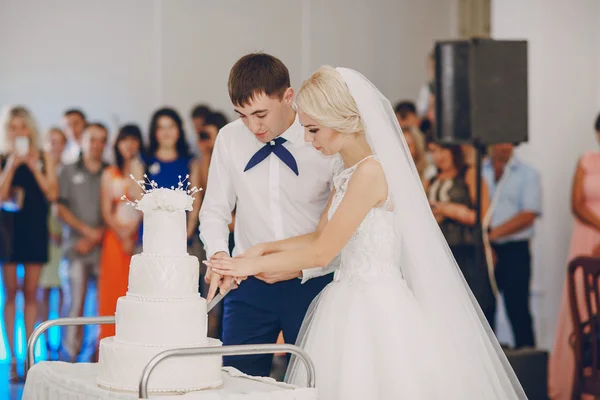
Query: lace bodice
328,156,404,284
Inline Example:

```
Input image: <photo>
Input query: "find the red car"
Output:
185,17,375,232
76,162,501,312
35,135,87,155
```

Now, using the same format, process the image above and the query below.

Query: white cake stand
24,316,318,400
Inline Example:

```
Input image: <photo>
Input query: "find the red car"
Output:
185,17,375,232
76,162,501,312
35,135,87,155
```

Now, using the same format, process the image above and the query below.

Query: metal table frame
27,316,316,399
26,315,115,371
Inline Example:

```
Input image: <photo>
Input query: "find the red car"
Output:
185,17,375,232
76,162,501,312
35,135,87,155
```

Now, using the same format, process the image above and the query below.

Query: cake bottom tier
97,337,223,393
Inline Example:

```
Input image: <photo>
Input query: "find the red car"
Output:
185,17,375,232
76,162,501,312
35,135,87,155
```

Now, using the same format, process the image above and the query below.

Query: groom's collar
278,112,302,143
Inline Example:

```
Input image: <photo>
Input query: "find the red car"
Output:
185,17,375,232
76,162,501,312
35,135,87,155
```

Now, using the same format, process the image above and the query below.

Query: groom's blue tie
244,137,299,176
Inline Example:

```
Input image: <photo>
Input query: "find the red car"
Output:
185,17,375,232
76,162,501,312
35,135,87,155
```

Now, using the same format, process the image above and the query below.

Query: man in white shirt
199,53,335,377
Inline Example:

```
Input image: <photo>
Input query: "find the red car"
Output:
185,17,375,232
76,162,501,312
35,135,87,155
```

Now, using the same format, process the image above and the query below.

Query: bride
206,66,527,399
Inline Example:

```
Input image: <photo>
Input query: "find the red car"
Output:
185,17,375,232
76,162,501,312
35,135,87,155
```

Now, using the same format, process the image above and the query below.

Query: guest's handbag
0,187,24,262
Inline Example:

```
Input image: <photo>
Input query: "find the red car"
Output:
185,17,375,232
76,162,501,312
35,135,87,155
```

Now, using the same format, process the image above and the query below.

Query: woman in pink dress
548,113,600,399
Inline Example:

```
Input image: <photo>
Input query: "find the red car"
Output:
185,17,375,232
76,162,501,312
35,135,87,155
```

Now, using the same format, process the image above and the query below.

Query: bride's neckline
341,154,377,171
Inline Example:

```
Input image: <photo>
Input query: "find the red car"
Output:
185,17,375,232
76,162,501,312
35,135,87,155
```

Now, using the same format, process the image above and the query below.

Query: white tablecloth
22,362,317,400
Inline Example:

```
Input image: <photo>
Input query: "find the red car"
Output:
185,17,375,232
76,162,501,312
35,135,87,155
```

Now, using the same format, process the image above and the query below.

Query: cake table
22,362,317,400
24,186,318,399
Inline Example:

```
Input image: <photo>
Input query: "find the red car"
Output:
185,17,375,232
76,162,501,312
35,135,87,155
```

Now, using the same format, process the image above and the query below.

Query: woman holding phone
0,105,57,381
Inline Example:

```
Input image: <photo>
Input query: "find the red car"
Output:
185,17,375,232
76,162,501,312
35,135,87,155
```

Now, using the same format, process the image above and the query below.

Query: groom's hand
205,252,245,301
255,270,302,284
207,274,240,302
206,270,221,302
205,252,230,302
204,252,230,283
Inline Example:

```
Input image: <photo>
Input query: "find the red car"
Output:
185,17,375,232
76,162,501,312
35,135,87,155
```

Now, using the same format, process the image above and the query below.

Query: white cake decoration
97,176,223,393
122,174,200,213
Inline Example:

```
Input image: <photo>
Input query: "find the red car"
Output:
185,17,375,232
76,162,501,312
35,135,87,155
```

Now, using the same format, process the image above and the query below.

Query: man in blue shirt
483,143,542,349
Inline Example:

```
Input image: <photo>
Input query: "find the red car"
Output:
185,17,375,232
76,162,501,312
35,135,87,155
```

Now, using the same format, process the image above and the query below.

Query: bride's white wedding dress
286,156,517,399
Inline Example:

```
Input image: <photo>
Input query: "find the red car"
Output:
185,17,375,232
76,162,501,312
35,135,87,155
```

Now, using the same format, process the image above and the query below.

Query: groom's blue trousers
221,274,332,377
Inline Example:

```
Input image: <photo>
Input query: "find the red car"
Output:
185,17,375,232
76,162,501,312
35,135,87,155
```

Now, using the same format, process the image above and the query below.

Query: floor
0,364,23,400
0,265,99,400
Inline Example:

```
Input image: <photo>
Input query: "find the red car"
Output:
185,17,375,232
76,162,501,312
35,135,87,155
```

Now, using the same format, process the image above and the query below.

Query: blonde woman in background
403,126,436,183
37,128,67,351
0,106,57,381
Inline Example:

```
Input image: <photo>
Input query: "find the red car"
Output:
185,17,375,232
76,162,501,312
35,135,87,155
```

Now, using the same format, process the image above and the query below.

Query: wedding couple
199,53,527,399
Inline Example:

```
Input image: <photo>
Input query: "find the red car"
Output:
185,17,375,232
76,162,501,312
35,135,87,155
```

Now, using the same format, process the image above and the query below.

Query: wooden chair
568,256,600,399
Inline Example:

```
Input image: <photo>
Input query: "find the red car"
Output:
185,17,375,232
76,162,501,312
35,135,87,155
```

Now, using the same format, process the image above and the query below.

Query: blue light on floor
0,264,98,363
0,266,4,361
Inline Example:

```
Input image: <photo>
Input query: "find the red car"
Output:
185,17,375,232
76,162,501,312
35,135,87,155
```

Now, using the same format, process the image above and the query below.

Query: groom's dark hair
228,52,291,107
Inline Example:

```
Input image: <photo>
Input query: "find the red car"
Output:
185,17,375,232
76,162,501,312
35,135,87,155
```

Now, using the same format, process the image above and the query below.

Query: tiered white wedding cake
97,178,223,393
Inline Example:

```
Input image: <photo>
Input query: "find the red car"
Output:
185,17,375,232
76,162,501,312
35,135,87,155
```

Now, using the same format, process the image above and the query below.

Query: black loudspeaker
504,348,549,400
434,39,528,145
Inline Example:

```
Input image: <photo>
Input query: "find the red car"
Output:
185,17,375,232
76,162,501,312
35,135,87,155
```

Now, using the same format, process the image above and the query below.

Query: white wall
306,0,458,102
492,0,600,349
0,0,157,140
0,0,458,147
158,0,305,145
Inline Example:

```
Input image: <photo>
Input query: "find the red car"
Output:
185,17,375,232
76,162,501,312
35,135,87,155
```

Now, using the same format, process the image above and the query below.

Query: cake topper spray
121,174,202,212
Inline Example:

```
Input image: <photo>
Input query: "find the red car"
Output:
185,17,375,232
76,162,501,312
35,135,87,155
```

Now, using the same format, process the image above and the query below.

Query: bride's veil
334,67,526,398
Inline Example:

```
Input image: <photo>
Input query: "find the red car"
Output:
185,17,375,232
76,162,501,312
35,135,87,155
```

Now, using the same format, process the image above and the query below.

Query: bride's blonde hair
297,65,364,135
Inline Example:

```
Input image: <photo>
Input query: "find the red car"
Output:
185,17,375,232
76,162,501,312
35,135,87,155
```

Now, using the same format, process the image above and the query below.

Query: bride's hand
237,243,267,258
205,257,259,278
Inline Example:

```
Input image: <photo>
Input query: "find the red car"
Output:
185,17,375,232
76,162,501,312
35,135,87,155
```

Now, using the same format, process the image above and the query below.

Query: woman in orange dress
97,125,144,343
548,114,600,399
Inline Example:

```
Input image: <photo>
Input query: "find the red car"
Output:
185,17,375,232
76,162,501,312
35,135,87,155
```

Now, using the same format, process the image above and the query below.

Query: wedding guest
0,106,57,381
38,128,68,343
57,123,107,361
198,112,228,195
483,142,541,349
195,111,230,338
62,109,87,165
196,111,231,259
394,101,420,131
97,125,144,345
191,104,212,138
140,108,201,250
548,113,600,400
403,126,435,183
425,142,496,327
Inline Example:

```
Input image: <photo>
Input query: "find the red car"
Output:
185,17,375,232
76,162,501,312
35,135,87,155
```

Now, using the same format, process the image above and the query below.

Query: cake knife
206,277,242,312
207,292,225,312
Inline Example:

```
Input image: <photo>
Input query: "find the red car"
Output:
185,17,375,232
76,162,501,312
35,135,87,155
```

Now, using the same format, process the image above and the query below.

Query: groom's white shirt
199,115,338,282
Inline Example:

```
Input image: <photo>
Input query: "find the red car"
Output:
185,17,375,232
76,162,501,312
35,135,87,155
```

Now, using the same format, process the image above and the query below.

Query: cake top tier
123,174,202,214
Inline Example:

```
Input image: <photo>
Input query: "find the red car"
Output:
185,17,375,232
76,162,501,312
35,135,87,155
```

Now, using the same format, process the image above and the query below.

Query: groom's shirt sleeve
301,255,340,283
199,132,236,258
300,156,340,283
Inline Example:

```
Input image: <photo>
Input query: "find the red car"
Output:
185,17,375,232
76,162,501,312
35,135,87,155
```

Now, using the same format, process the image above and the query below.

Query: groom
199,53,336,377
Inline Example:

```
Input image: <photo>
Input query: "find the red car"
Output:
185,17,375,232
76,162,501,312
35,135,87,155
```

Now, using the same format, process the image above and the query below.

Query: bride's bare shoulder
348,158,388,205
